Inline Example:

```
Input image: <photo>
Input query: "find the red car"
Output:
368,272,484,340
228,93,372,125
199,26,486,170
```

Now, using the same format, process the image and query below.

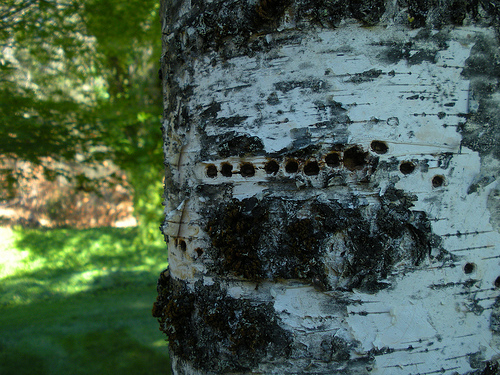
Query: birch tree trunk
153,1,500,373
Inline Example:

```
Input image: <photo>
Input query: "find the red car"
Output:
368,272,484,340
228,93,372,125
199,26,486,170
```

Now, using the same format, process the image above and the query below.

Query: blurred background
0,0,171,373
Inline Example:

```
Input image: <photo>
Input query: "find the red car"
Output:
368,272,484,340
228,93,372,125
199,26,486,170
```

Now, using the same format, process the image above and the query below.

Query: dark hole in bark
195,247,204,257
221,163,233,177
464,262,475,274
344,146,368,171
179,239,187,252
285,160,299,173
432,175,444,187
370,140,388,154
265,160,279,174
495,276,500,288
240,163,255,177
325,152,341,167
304,160,320,175
206,164,217,178
400,161,416,175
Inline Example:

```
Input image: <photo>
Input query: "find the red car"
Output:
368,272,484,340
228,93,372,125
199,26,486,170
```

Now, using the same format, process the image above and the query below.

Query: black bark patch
201,132,265,159
461,34,500,159
407,0,472,28
285,159,299,173
214,115,248,128
477,360,500,375
295,0,385,27
284,218,324,279
198,107,247,134
376,38,442,66
319,336,353,362
206,164,218,178
313,190,435,292
153,274,291,373
315,99,351,125
220,162,233,177
206,198,267,280
266,91,281,105
346,68,383,83
217,134,265,158
203,188,440,292
253,0,293,27
348,0,385,25
200,101,222,119
296,0,348,27
490,296,500,334
407,0,432,28
274,78,329,93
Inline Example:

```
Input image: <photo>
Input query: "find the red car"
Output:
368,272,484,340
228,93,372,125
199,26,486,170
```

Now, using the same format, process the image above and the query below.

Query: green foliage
0,0,164,232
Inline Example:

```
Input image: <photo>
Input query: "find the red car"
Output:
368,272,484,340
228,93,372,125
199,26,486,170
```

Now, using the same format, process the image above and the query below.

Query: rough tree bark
153,1,500,374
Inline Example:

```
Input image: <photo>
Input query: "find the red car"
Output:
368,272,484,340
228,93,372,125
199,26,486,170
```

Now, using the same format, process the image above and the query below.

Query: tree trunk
154,1,500,373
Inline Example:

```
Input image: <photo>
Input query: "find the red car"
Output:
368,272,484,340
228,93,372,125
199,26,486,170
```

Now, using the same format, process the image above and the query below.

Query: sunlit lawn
0,226,171,375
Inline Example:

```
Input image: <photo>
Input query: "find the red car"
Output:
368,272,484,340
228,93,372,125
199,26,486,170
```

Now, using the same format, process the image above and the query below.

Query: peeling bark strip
155,1,500,374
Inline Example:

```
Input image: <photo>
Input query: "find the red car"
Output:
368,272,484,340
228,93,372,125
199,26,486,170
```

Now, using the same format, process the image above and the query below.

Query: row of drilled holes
399,162,445,187
372,141,445,187
464,263,500,290
206,157,340,178
205,141,445,187
206,144,374,178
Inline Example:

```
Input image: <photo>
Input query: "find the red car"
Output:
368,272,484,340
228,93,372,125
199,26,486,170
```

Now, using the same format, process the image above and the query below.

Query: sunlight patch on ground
0,227,29,278
152,339,168,348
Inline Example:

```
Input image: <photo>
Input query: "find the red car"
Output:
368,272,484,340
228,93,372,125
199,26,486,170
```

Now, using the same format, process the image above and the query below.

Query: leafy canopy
0,0,164,233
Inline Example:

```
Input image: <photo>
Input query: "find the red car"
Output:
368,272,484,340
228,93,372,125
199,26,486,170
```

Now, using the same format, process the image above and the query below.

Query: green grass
0,226,171,374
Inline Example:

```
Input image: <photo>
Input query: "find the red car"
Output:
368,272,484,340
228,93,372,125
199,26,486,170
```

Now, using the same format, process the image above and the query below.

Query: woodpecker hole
304,160,320,176
178,239,187,252
240,163,255,177
400,161,416,175
206,164,217,178
265,160,279,174
370,140,388,154
463,262,475,274
495,276,500,288
285,160,299,173
195,248,204,257
432,175,444,188
221,163,233,177
325,152,341,167
344,146,368,171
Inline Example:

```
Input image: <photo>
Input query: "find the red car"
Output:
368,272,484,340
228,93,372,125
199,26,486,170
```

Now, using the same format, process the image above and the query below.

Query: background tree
154,0,500,374
0,0,163,237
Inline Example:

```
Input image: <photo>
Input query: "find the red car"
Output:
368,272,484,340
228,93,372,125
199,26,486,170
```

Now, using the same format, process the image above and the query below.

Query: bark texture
154,1,500,373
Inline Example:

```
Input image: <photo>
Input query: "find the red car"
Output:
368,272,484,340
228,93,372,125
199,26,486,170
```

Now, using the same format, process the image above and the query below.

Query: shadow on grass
0,285,171,375
3,226,167,306
1,268,158,305
1,226,171,374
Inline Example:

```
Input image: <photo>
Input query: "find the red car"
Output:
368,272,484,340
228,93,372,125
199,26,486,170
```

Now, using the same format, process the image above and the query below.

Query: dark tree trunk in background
154,1,500,373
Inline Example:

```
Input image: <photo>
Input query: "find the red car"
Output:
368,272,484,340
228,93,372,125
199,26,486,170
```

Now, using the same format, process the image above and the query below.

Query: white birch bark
154,1,500,374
